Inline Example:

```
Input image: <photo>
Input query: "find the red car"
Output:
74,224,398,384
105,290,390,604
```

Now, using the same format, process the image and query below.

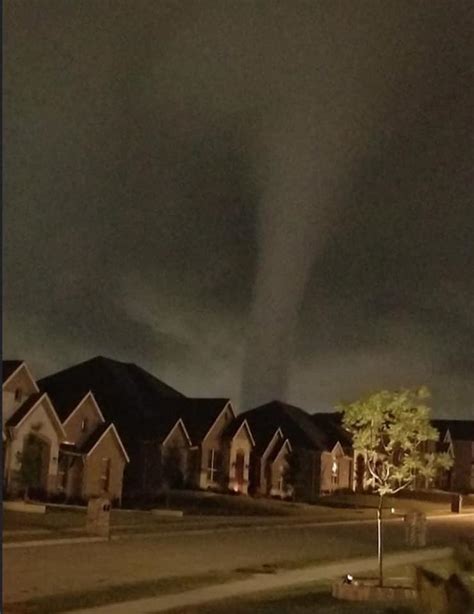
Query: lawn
171,556,474,614
2,571,250,614
170,584,415,614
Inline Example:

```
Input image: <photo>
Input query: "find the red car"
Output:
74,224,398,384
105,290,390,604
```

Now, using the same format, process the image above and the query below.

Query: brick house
3,361,66,498
142,398,255,494
39,357,255,498
51,392,130,505
241,402,353,501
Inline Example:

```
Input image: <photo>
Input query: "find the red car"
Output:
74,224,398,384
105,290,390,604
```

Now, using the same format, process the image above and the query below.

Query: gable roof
268,438,292,464
240,401,328,451
310,412,352,449
63,391,106,427
432,419,474,442
82,422,130,462
2,360,24,384
234,410,285,456
162,418,192,447
38,356,185,449
5,392,44,427
147,398,233,445
5,392,67,438
223,418,255,447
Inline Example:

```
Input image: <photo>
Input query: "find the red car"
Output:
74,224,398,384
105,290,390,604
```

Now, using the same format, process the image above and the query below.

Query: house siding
82,430,126,503
64,396,103,448
199,406,234,489
3,367,38,425
6,399,61,495
228,426,253,494
259,432,284,496
269,443,291,498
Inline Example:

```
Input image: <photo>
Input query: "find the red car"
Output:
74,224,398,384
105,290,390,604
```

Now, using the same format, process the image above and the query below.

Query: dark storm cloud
4,1,473,415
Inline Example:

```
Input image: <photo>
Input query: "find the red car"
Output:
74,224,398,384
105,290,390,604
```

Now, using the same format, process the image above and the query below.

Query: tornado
241,112,343,408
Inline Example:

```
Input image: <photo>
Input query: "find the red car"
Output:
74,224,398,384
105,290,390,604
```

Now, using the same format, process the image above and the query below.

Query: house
39,357,255,497
141,398,255,495
432,420,474,493
310,412,353,494
51,392,130,505
38,356,184,499
2,361,66,497
235,409,290,497
240,401,353,501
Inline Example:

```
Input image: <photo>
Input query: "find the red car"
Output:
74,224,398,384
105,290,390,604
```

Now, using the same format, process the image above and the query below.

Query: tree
339,387,453,586
16,434,44,501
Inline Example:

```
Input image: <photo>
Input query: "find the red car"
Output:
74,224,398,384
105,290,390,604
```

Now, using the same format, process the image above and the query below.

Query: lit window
81,418,88,432
331,459,339,485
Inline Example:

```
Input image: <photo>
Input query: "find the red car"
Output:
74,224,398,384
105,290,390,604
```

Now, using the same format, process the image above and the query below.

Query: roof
38,356,185,449
310,412,352,449
5,392,44,427
432,419,474,442
232,411,283,456
2,360,24,384
5,392,67,438
145,398,232,445
240,401,329,451
81,422,130,462
80,423,113,454
268,438,291,464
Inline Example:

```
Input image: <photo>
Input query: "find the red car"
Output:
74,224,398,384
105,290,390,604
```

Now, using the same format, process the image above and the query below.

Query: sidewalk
67,546,452,614
3,510,472,550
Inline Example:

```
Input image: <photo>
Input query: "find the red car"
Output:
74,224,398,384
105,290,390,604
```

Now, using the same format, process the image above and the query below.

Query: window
81,418,88,432
100,458,111,492
206,449,221,482
14,388,22,403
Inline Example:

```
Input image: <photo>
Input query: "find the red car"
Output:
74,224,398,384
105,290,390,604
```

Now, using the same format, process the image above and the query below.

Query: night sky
4,2,474,416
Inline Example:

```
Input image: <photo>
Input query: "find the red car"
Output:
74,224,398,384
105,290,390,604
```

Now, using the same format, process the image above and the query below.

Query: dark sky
4,2,474,416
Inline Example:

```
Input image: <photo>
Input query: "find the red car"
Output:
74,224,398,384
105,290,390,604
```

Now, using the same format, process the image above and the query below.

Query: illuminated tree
339,387,452,586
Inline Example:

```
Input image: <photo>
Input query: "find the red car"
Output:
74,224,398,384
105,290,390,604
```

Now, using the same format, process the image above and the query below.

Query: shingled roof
38,356,185,449
2,360,24,384
231,411,283,455
144,398,232,445
240,401,328,451
5,392,44,427
310,412,352,450
432,419,474,442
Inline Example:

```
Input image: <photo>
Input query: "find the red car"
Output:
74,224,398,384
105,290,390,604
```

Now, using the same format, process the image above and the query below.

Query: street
3,514,473,604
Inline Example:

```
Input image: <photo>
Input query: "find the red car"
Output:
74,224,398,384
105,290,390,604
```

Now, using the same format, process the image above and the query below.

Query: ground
171,585,415,614
3,510,473,609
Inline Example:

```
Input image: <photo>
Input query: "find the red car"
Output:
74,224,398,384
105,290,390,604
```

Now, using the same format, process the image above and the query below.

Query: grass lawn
170,584,415,614
3,571,250,614
170,557,471,614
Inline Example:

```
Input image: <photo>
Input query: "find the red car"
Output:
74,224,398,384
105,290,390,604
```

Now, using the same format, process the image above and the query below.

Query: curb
3,536,109,549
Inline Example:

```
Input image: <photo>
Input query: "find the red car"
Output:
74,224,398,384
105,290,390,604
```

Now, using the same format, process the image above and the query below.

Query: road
3,514,473,604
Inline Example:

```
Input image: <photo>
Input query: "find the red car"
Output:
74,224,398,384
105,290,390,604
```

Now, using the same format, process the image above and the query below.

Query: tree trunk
377,495,384,587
